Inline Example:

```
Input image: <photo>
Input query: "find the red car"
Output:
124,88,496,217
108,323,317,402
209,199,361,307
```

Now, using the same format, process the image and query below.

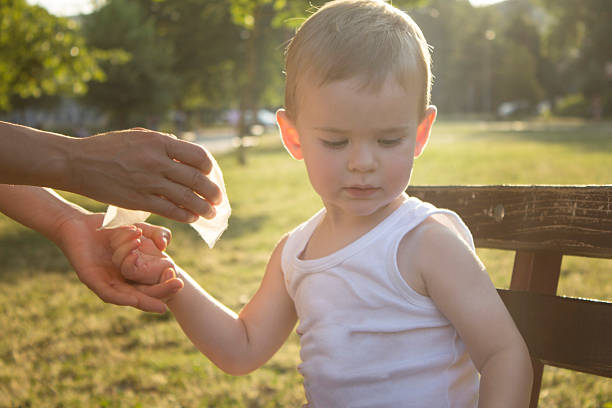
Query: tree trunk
236,4,264,166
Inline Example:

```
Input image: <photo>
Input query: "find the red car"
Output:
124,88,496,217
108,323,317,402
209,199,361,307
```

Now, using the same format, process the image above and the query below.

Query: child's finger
123,255,174,285
137,222,172,251
139,236,164,256
119,251,141,281
109,226,138,250
111,239,141,268
109,226,142,250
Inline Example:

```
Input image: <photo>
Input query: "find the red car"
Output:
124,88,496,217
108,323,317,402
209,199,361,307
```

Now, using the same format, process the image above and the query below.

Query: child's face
279,75,435,219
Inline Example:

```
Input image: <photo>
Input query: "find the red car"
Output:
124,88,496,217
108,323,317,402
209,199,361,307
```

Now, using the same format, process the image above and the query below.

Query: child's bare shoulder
397,213,480,296
402,213,472,252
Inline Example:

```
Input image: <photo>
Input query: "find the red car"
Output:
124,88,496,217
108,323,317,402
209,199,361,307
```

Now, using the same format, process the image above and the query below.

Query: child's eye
321,139,348,148
378,137,403,146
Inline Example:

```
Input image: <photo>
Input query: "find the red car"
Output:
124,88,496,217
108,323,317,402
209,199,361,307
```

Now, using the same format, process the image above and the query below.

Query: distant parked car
224,109,278,135
497,101,531,118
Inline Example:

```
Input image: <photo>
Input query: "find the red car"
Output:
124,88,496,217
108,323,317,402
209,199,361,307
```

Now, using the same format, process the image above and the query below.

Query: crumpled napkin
100,148,231,248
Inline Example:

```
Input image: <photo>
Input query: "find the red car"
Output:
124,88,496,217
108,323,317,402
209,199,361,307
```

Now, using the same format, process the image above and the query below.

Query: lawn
1,119,611,407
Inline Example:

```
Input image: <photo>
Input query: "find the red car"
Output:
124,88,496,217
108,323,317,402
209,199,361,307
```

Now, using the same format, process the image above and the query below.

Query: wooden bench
405,185,612,407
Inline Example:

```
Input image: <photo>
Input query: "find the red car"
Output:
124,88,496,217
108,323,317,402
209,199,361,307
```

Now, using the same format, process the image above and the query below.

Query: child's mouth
344,186,379,198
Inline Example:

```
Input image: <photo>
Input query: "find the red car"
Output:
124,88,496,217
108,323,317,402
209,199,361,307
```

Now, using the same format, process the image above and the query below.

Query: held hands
109,226,183,304
56,212,182,313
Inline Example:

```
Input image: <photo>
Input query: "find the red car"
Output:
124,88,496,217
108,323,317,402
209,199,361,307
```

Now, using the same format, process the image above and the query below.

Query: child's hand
110,226,182,290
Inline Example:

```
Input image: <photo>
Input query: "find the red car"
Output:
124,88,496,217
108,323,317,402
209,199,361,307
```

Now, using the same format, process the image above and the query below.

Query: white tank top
281,196,479,407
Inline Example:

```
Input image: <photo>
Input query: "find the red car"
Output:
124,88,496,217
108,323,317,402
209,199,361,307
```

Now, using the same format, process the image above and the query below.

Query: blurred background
1,2,611,407
1,0,610,139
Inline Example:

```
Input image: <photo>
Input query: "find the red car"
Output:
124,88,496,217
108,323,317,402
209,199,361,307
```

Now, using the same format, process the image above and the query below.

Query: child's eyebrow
313,126,351,134
313,126,412,135
375,126,412,135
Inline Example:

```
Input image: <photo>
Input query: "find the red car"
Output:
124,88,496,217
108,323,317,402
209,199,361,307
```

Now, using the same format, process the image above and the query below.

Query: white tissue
100,148,231,248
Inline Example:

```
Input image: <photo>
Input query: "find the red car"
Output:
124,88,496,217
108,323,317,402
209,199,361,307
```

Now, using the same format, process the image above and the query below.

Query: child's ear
414,105,437,158
276,109,303,160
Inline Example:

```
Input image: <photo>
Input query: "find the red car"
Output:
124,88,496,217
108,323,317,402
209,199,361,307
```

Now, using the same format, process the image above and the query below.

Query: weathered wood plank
510,251,563,294
406,185,612,258
498,289,612,378
509,251,563,408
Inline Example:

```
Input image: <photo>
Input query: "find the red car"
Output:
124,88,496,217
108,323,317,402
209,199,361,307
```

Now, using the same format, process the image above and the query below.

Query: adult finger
79,266,166,313
165,138,213,174
134,274,183,300
132,291,168,314
87,279,138,308
145,194,199,223
160,267,176,282
137,222,172,251
157,184,216,220
111,281,168,314
165,159,222,206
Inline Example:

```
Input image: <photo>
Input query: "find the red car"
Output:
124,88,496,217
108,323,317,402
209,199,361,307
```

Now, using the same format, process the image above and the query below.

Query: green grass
1,119,611,407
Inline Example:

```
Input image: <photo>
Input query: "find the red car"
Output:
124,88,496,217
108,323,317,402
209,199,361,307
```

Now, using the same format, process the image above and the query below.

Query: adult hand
55,212,183,313
68,128,222,223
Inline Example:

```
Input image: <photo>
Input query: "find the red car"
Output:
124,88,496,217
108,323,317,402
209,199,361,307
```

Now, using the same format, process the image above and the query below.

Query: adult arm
0,184,181,313
0,121,221,222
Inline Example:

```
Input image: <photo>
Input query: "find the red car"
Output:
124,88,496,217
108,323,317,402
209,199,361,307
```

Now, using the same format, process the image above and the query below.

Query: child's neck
300,194,407,260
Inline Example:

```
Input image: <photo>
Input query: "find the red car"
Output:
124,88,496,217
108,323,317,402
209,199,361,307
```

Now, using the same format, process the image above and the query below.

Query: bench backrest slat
498,289,612,378
406,185,612,258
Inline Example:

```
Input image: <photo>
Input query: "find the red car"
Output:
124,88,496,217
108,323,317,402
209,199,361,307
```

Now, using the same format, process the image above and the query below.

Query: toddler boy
111,1,532,406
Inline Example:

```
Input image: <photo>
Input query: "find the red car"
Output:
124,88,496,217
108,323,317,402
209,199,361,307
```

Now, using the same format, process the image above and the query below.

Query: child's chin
345,201,394,218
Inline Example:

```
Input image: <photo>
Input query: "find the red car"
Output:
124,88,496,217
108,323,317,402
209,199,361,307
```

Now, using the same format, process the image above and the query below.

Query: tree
227,0,286,163
413,0,497,113
135,0,243,113
539,0,612,117
413,0,547,115
0,0,103,111
81,0,176,128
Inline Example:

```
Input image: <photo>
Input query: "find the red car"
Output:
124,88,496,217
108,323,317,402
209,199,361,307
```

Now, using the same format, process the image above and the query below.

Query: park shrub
555,94,590,118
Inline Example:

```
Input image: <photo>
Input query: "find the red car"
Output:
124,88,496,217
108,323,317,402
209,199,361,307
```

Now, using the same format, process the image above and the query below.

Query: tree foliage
0,0,104,111
3,0,609,122
412,0,548,115
81,0,176,128
134,0,243,111
538,0,612,116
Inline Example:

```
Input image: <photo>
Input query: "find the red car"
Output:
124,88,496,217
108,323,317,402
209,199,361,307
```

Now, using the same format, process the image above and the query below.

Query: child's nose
347,144,377,173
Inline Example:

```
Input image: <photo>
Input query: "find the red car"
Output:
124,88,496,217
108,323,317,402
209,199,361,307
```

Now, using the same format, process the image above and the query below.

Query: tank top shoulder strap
281,208,325,280
388,197,475,252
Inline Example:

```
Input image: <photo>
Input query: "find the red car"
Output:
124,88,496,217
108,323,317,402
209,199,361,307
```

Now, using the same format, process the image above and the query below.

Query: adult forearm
0,121,73,189
168,268,255,375
1,121,221,222
0,185,85,245
478,345,533,407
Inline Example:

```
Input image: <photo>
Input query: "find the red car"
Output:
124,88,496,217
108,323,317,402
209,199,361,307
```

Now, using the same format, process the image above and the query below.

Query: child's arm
399,217,532,407
112,230,298,375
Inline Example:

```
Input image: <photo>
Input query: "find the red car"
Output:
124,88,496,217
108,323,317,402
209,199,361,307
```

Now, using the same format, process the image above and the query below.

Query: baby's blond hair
284,0,432,121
